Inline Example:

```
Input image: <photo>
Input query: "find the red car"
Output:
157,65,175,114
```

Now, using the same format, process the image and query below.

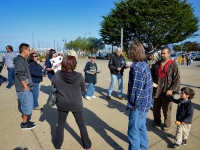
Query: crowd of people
0,42,195,150
181,51,193,66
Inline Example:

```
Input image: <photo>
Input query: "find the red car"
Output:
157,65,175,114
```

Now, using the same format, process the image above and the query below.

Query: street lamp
84,32,91,39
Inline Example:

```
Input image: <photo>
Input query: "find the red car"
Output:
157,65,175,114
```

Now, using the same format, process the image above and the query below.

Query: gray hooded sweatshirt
14,55,33,92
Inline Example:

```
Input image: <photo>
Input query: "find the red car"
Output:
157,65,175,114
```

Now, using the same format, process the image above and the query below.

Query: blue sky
0,0,200,51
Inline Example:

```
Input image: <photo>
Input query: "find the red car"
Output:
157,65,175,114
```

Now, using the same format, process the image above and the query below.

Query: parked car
191,53,197,59
170,53,178,60
196,53,200,58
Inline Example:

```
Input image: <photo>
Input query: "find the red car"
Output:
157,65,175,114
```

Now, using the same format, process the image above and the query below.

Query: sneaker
21,122,36,130
91,95,97,98
163,126,170,131
28,120,36,126
152,122,161,127
5,88,10,90
85,96,91,100
181,139,187,145
34,106,43,110
117,96,125,100
107,96,111,100
173,143,180,148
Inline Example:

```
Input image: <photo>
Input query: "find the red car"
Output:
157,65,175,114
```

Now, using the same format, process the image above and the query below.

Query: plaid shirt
127,61,153,112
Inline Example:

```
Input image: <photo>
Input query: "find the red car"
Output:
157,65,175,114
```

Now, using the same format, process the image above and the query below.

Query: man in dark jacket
107,48,128,100
14,43,36,130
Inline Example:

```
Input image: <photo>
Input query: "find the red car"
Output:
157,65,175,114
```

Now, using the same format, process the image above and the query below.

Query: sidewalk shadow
13,148,28,150
83,107,128,150
40,85,51,95
146,118,174,148
39,97,83,148
180,84,200,89
193,103,200,111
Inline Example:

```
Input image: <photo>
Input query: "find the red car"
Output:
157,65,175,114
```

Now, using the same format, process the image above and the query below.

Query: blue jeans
107,73,123,97
0,75,7,85
128,109,148,150
6,68,15,88
85,83,95,97
32,83,40,108
16,90,34,115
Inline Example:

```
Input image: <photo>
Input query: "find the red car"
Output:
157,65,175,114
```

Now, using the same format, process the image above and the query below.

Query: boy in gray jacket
14,43,36,130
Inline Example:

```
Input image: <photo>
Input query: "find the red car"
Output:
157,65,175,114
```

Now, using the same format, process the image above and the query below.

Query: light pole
120,27,123,51
84,32,91,39
32,33,34,48
63,38,66,50
181,44,183,54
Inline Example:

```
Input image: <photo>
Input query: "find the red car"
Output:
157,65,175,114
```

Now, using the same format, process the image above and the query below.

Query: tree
100,0,199,52
64,37,105,53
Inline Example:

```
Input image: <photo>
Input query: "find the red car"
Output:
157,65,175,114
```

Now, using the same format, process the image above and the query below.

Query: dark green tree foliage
173,41,200,51
100,0,199,51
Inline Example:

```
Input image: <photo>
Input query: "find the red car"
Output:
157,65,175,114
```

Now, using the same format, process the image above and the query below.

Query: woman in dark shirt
45,49,57,80
53,56,91,150
28,52,43,110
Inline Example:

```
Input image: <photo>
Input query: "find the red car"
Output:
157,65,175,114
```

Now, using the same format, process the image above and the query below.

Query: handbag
48,71,59,107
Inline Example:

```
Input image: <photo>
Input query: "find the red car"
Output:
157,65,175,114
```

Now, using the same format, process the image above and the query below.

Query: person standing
181,52,185,65
53,56,91,150
107,48,128,100
145,46,159,110
127,41,153,150
84,54,102,100
186,51,192,66
14,43,36,130
45,49,56,81
152,46,180,131
28,52,43,110
170,87,194,148
0,53,7,85
4,45,17,89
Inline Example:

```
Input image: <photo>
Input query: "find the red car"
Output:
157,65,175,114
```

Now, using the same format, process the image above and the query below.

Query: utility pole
121,27,123,51
32,33,34,48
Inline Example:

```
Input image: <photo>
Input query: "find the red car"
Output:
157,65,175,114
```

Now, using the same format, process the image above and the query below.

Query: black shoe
173,144,180,148
152,122,161,127
181,139,187,145
107,96,112,100
28,120,36,126
21,122,36,130
117,96,125,100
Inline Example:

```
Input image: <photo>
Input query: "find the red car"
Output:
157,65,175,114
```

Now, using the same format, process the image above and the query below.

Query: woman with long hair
53,56,91,150
45,49,57,80
28,52,43,110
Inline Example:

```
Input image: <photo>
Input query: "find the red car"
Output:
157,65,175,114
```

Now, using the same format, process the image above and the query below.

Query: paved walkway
0,59,200,150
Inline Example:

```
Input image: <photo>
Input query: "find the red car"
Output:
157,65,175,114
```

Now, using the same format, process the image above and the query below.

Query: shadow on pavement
180,84,200,89
83,107,128,150
40,85,51,95
39,97,83,148
146,118,175,148
13,147,28,150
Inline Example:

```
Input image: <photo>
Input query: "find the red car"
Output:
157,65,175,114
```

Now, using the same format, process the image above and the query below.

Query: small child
171,87,195,148
84,54,102,100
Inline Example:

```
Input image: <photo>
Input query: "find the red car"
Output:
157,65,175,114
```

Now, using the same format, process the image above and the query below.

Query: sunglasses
33,56,38,57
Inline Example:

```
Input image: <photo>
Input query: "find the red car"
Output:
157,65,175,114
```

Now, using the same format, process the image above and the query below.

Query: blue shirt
29,62,43,83
5,52,17,68
127,61,153,112
45,59,54,80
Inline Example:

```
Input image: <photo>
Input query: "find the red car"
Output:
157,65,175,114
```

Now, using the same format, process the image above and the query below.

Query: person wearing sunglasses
45,49,57,80
28,52,43,110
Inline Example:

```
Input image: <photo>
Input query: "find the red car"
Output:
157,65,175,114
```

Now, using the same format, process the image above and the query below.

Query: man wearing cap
145,47,159,110
107,48,128,100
